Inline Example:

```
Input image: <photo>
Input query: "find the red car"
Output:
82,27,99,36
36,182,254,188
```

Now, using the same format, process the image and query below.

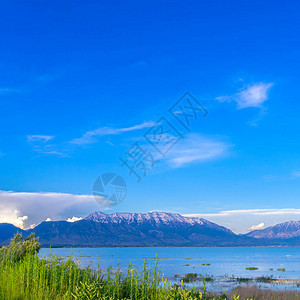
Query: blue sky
0,0,300,233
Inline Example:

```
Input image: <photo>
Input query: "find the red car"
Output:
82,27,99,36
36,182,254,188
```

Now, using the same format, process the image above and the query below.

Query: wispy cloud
0,88,20,94
27,135,55,143
216,82,274,109
70,121,155,145
291,170,300,178
0,190,108,229
184,208,300,234
26,135,65,156
27,121,156,156
166,134,231,168
263,170,300,181
186,208,300,217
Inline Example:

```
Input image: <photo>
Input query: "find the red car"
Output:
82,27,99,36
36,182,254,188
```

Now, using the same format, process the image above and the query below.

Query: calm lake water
41,247,300,291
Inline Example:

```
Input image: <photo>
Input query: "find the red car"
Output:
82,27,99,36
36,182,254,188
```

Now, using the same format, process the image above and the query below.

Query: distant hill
0,223,24,245
29,211,240,247
245,220,300,244
1,212,300,247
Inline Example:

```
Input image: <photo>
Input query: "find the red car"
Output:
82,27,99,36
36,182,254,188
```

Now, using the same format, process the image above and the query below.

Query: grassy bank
0,234,299,299
0,234,232,299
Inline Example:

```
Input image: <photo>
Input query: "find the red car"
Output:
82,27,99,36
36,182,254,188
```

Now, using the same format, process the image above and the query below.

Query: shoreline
40,245,300,248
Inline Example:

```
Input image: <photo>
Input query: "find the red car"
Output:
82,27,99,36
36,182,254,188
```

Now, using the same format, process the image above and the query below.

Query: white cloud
186,208,300,218
67,216,83,222
45,218,52,222
216,82,273,109
27,135,55,143
250,222,265,230
71,121,155,145
0,190,108,229
166,134,231,168
27,135,66,156
184,208,300,234
0,209,28,228
27,121,156,156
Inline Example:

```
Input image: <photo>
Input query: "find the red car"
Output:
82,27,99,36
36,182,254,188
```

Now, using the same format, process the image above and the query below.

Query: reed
0,251,237,299
3,233,293,300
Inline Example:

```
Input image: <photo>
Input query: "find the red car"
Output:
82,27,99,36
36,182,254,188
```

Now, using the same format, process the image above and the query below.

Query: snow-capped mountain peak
84,211,233,234
246,220,300,239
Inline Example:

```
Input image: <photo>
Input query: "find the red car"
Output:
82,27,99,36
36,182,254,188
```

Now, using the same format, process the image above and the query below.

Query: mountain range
1,211,300,247
245,220,300,244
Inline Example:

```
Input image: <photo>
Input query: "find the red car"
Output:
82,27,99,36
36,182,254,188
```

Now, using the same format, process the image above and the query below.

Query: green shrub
236,277,251,283
257,275,274,283
0,235,240,299
245,267,258,271
182,273,198,283
0,233,40,264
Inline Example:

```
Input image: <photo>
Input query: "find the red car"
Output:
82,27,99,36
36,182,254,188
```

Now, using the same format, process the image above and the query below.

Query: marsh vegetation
0,235,298,300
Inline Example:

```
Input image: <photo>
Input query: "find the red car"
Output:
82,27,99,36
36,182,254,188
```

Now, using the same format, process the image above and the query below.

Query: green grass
236,275,275,284
236,277,252,283
245,267,259,271
182,273,198,283
0,234,239,300
0,253,232,300
2,234,297,300
256,276,274,283
181,273,214,284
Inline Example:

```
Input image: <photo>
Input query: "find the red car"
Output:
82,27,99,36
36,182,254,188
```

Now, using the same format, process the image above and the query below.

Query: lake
42,247,300,292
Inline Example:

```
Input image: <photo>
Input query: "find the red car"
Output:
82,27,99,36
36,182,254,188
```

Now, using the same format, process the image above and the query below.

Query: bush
0,233,40,264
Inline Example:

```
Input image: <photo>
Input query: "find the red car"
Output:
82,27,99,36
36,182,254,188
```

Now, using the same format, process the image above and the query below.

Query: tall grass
0,234,239,299
0,252,235,300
